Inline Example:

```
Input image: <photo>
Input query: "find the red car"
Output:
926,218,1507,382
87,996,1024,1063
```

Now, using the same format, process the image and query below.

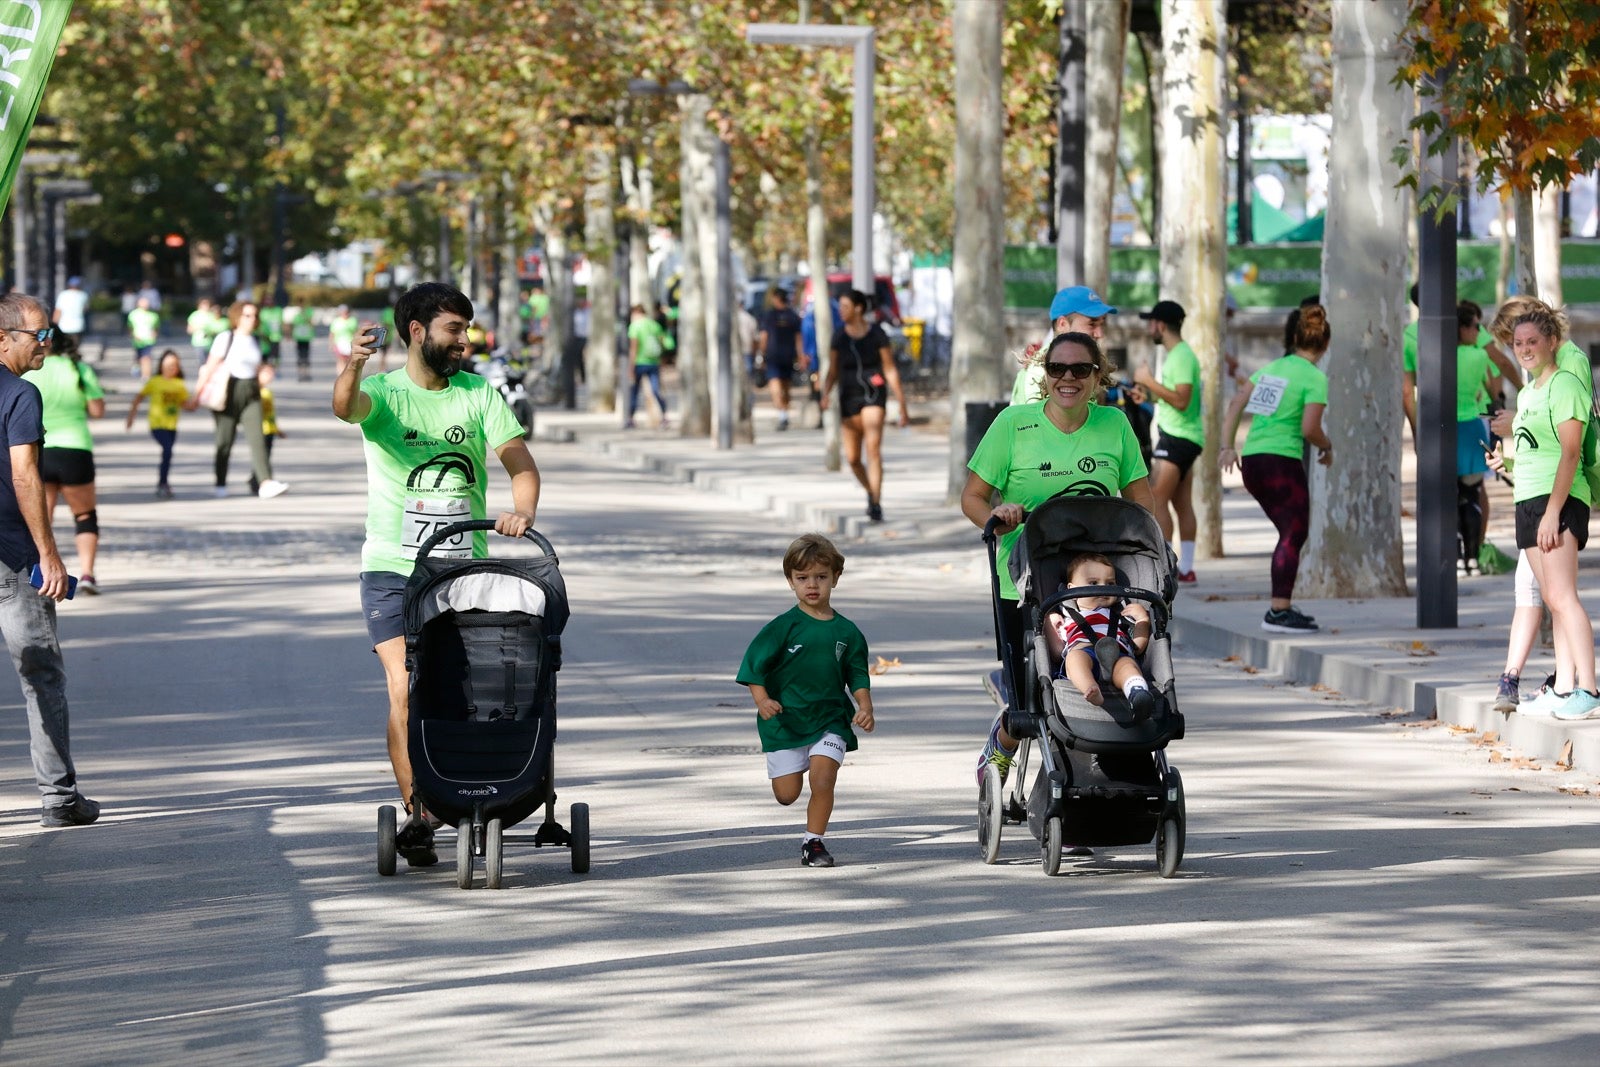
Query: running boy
736,534,875,868
1046,553,1155,719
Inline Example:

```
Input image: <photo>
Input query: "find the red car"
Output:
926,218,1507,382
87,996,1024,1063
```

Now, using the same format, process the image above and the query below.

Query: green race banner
0,0,73,211
1004,240,1600,309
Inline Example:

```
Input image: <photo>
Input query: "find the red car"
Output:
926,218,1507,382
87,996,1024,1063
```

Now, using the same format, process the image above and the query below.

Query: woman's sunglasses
1044,360,1096,380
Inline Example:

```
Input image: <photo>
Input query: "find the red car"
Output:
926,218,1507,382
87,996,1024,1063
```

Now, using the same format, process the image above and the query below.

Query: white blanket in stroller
421,572,547,625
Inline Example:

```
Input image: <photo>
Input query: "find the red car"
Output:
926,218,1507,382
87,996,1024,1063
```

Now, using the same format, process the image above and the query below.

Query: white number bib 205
403,496,471,559
1244,374,1289,417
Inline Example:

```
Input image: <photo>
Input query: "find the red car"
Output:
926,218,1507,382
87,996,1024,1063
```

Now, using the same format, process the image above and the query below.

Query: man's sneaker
1553,688,1600,721
1177,570,1197,584
40,793,100,828
395,821,439,867
1519,687,1569,718
257,479,290,499
1262,607,1319,633
801,838,834,867
776,415,790,432
77,575,99,596
213,485,229,499
1492,673,1521,714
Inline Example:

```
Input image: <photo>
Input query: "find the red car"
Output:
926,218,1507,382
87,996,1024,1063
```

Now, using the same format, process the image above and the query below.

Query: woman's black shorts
1515,495,1590,551
839,383,887,419
1152,433,1204,478
39,447,95,487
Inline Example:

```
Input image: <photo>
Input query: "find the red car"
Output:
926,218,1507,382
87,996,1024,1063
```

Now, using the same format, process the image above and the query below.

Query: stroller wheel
456,823,475,890
978,763,1003,864
484,818,504,890
1041,816,1064,876
1158,816,1183,878
377,805,397,877
570,803,591,874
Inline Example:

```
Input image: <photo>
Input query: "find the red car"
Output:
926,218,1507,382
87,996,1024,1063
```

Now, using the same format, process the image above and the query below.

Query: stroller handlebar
415,519,557,562
981,509,1027,544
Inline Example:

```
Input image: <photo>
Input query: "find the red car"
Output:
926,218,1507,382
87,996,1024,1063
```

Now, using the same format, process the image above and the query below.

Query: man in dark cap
1134,299,1202,582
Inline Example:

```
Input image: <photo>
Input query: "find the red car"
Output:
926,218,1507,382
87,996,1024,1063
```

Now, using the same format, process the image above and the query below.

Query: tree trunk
677,93,712,437
1055,1,1086,288
1159,0,1227,557
1534,182,1562,304
583,140,618,413
947,0,1006,500
1497,194,1512,304
1512,186,1539,298
1141,32,1166,263
1083,0,1129,296
496,178,520,343
807,122,840,468
620,145,655,315
1299,0,1410,598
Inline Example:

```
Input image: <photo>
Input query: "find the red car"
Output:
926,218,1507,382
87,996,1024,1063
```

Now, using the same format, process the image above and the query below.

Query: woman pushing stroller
960,330,1156,785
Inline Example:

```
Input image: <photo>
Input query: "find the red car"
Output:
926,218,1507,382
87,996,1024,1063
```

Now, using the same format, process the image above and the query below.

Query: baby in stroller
1046,552,1155,719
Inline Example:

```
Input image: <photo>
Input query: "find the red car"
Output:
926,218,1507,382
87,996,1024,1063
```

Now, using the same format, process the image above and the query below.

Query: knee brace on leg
73,509,98,537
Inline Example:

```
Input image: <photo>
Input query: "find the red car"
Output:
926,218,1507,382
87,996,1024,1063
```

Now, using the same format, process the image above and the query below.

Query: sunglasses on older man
5,326,54,344
1043,360,1096,380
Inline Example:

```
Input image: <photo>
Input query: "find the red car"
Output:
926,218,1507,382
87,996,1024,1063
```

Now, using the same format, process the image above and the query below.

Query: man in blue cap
1009,285,1116,405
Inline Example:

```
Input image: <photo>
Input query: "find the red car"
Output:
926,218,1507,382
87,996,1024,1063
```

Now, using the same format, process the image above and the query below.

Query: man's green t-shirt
736,605,870,753
1455,343,1494,421
968,402,1149,600
1558,340,1591,400
1240,354,1328,460
528,292,550,323
627,317,671,366
291,307,316,342
127,307,160,346
1154,339,1203,446
187,308,221,347
1404,321,1495,374
1510,369,1593,506
259,306,284,342
23,356,103,452
356,369,526,575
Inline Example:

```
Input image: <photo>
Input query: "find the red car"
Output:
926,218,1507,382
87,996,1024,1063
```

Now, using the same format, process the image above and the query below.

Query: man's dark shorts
1151,433,1203,478
1516,495,1591,551
360,570,409,645
39,447,95,487
763,354,796,384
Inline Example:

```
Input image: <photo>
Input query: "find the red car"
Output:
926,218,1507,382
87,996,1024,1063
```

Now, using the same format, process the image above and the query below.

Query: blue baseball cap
1049,285,1116,321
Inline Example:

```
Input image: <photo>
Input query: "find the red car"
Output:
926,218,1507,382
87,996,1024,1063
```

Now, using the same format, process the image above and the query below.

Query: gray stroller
978,495,1187,876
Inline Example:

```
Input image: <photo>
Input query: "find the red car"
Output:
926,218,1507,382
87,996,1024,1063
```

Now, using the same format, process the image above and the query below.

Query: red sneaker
1178,570,1197,584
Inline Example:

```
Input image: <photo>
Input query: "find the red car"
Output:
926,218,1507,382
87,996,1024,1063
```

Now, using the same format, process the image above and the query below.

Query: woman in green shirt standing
1487,304,1599,719
1220,304,1333,634
21,334,105,593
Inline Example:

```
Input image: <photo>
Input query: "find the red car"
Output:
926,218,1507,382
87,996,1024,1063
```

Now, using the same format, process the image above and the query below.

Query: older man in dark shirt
0,293,98,827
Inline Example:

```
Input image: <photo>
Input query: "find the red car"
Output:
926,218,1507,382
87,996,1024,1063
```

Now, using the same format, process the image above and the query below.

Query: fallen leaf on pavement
1557,739,1575,770
1447,810,1471,815
1489,750,1507,762
1221,655,1241,663
1512,757,1542,770
1471,731,1500,746
869,655,902,676
1558,786,1593,797
1409,640,1436,657
1446,724,1474,734
1241,665,1259,674
938,563,953,572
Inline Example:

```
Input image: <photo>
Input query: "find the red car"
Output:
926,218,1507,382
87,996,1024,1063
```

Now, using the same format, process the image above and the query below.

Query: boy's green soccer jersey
737,606,871,753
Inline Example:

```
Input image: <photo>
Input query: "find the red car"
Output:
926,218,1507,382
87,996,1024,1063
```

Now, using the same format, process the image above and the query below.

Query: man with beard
333,282,540,866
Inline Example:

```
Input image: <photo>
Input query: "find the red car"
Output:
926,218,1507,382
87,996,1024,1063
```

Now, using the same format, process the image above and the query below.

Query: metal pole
1417,124,1458,628
438,207,451,287
715,138,733,450
11,162,26,293
852,31,875,292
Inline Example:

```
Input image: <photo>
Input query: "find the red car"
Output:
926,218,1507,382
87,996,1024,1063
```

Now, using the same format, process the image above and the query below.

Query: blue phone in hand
29,564,76,600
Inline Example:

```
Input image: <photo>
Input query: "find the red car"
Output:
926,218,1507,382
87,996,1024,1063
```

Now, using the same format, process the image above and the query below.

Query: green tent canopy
1274,213,1326,243
1227,190,1300,244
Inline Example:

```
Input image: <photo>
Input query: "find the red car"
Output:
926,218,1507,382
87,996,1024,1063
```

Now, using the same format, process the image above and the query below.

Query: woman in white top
190,301,287,498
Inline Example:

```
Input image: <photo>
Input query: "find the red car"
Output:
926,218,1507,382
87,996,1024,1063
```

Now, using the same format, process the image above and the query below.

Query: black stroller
978,496,1187,876
375,520,589,889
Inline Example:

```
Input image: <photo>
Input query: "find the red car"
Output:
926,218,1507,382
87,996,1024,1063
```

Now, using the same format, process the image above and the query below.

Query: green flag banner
0,0,73,212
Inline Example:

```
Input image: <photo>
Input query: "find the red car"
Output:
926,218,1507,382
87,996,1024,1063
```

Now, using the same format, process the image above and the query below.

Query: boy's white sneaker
258,480,290,499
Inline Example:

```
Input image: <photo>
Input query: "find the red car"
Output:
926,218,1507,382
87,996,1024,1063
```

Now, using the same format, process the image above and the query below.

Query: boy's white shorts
766,732,847,778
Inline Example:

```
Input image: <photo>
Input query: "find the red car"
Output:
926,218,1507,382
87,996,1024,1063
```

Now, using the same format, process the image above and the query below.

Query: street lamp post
745,23,876,293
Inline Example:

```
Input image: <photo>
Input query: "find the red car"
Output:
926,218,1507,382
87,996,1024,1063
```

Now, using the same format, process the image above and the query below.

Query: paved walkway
529,393,1600,775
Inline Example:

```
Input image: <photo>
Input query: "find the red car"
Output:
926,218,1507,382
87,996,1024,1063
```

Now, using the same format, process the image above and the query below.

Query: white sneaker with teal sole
1520,688,1570,717
1553,688,1600,721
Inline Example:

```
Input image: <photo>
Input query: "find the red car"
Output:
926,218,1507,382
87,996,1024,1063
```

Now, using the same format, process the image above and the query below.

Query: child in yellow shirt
125,349,189,498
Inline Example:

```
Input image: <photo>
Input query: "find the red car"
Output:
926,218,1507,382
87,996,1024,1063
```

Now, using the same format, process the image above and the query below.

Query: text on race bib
1244,374,1289,417
402,496,471,559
